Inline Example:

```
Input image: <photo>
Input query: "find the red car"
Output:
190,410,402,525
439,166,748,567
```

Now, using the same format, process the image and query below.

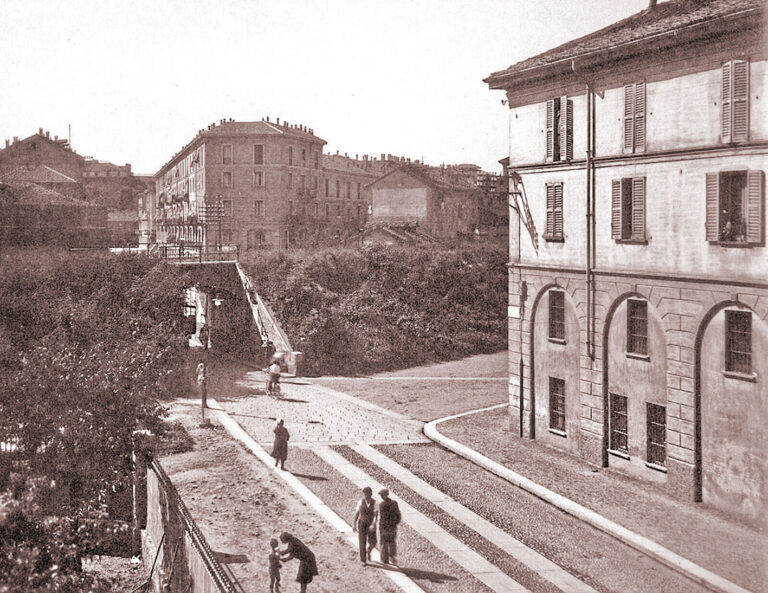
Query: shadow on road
372,562,458,583
290,472,329,482
213,551,250,564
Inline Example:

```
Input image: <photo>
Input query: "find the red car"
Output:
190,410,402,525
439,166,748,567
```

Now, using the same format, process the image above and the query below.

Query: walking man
378,488,401,564
352,487,377,566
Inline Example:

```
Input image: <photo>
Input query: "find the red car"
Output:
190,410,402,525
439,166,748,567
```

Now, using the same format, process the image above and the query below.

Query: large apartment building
154,119,381,251
487,0,766,523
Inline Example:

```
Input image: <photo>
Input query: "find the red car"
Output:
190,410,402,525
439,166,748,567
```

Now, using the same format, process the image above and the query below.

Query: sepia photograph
0,1,765,591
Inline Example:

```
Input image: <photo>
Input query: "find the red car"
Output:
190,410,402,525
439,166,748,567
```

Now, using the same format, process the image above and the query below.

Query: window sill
548,337,567,345
625,352,650,361
608,449,630,461
723,370,757,383
548,428,567,438
543,235,565,243
645,462,668,473
615,239,648,245
708,241,755,248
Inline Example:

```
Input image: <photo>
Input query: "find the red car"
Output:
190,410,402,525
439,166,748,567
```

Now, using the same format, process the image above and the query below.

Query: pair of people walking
352,486,401,566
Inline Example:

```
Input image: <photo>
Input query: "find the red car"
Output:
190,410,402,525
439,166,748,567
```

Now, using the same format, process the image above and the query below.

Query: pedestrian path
352,443,598,593
207,397,427,593
312,445,532,593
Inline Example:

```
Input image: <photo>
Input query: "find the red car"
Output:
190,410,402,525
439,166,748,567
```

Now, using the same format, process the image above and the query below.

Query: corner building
154,119,379,251
486,0,767,524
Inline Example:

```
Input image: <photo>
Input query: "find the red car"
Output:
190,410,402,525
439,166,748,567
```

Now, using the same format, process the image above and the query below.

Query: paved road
219,371,712,593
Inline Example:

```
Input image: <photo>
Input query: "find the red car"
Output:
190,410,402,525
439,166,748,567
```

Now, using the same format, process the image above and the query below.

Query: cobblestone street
192,353,761,593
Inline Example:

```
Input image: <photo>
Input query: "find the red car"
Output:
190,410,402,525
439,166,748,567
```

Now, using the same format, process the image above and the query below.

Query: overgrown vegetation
0,249,193,591
244,244,507,376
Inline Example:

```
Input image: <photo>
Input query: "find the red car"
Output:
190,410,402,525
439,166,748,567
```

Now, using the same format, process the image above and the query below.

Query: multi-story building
486,0,766,523
0,129,146,245
154,119,384,251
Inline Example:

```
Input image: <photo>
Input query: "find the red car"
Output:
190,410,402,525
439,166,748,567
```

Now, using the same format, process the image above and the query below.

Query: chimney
39,127,43,135
276,117,280,124
4,139,8,148
266,116,270,122
648,0,657,7
45,131,50,139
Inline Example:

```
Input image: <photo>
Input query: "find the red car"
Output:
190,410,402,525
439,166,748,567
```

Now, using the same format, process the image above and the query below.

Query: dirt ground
157,399,401,593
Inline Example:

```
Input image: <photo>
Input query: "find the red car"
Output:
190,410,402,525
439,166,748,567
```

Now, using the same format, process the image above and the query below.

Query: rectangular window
325,203,330,217
611,177,646,241
627,299,648,356
222,171,232,188
301,148,306,163
254,200,265,217
314,151,319,169
222,144,233,165
254,144,264,164
548,290,565,341
549,377,566,433
222,200,233,217
546,97,572,162
288,146,294,166
289,200,294,215
624,82,646,154
253,171,264,187
346,181,351,199
325,178,329,197
288,173,293,188
610,393,628,453
357,182,361,199
722,60,749,144
313,176,318,190
336,204,341,217
335,180,340,198
646,403,666,467
300,175,306,190
706,170,764,245
726,310,751,374
544,182,563,241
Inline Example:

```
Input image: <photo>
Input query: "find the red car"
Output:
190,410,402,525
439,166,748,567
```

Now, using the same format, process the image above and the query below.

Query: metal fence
142,459,237,593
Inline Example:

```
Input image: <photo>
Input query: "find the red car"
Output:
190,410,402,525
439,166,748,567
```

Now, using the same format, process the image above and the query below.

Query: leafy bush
244,244,507,376
0,249,193,589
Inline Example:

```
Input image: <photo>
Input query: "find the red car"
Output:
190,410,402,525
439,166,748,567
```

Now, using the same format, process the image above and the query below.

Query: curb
423,405,754,593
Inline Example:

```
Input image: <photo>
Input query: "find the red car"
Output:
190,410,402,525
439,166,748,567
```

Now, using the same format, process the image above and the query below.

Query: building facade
154,119,389,251
487,0,767,523
366,163,507,245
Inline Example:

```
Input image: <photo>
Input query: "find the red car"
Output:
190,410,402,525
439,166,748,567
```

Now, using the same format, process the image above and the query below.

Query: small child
268,538,281,592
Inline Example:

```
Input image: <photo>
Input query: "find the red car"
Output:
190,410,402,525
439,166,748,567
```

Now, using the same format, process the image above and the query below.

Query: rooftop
486,0,763,88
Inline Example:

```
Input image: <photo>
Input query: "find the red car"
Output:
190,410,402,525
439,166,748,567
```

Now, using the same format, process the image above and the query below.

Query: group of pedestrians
352,486,402,566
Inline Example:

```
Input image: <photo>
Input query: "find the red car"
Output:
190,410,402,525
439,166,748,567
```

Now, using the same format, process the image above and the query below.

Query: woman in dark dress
279,532,318,593
271,419,289,470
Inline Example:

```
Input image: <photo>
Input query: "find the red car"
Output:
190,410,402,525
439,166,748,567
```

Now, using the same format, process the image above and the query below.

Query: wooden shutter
546,99,555,161
634,82,646,153
722,62,732,143
746,170,763,245
611,180,622,239
546,183,554,237
732,60,749,143
631,177,645,240
554,183,563,238
559,97,573,161
705,173,719,242
624,84,635,153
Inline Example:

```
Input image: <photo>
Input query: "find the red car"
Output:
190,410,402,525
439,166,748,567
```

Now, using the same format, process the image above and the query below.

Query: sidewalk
428,405,767,593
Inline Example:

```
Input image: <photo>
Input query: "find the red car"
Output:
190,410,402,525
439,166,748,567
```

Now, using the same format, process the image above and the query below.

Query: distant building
0,181,107,247
487,0,767,523
364,163,507,246
0,129,146,245
153,119,397,252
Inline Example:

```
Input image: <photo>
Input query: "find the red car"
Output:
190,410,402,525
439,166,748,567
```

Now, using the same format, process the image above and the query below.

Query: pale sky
0,0,650,176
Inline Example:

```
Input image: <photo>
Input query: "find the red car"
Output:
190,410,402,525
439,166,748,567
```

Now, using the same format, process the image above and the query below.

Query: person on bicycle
267,359,281,395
